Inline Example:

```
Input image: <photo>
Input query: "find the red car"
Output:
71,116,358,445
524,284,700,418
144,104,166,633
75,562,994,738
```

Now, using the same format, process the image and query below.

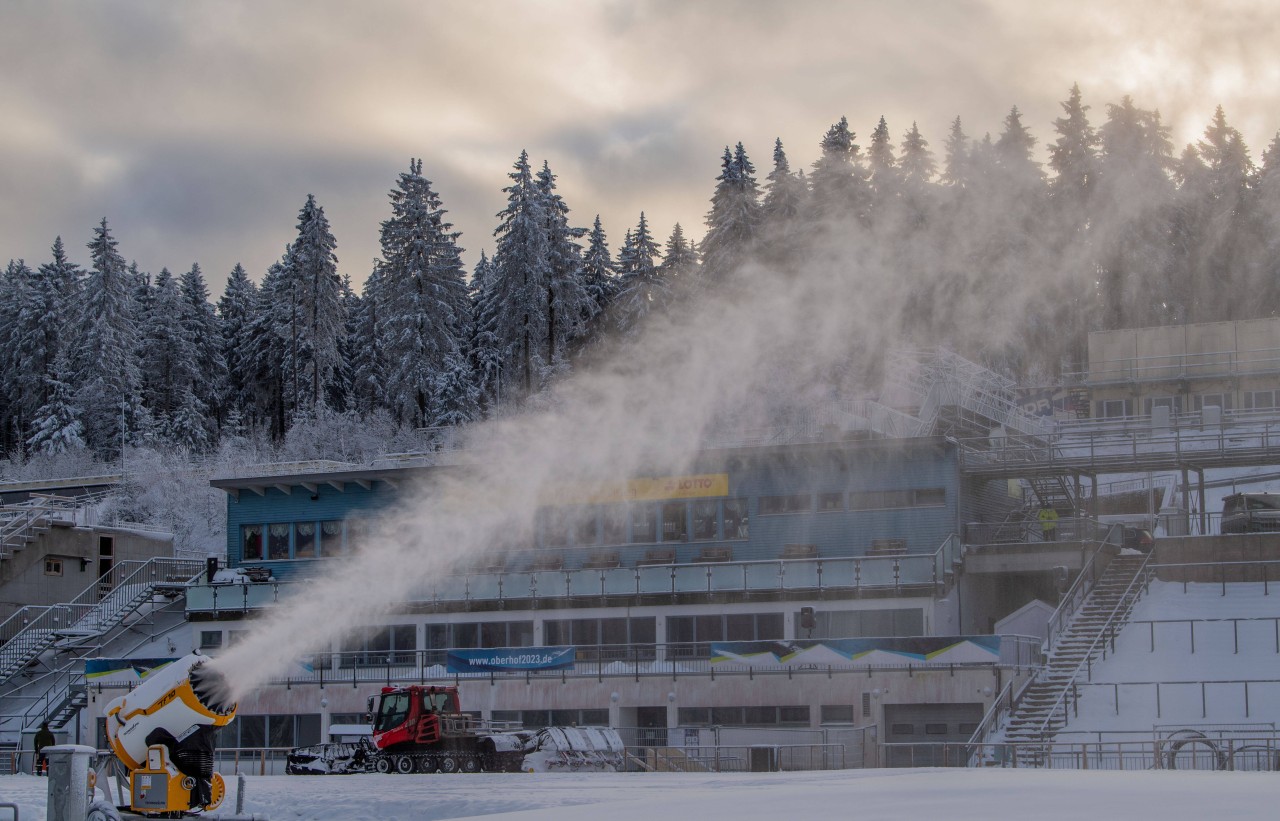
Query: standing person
33,721,54,775
1038,506,1059,542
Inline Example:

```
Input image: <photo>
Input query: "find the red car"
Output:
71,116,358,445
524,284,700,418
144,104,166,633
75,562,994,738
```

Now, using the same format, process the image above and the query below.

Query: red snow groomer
287,684,624,774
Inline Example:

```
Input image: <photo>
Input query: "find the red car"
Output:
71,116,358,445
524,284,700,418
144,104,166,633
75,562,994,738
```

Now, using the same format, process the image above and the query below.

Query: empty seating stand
583,551,620,569
696,546,733,562
637,548,676,566
781,543,818,559
869,538,907,556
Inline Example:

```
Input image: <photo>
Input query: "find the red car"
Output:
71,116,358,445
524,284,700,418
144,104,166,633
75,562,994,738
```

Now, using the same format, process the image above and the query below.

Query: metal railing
891,735,1280,770
1067,345,1280,386
169,636,1040,690
1056,678,1280,722
0,558,204,683
1045,528,1122,653
957,413,1280,477
189,534,967,614
1030,553,1155,739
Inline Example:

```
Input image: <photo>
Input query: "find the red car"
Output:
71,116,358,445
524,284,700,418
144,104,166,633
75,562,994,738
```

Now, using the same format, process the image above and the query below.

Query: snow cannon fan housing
104,653,237,814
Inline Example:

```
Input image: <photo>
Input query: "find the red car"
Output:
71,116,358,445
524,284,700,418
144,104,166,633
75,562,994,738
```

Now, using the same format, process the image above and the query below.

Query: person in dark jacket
33,721,55,775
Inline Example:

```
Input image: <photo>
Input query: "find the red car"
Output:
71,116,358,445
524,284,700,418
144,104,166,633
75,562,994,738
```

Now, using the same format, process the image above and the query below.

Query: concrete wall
0,525,172,620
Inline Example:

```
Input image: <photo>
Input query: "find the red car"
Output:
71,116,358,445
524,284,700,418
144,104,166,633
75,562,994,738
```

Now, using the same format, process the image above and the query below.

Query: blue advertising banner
710,636,1001,669
446,646,575,674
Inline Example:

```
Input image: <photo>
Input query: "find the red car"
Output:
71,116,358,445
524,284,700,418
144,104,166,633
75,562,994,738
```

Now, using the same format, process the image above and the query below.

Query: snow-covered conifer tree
217,263,259,428
610,213,665,336
72,219,142,456
179,263,228,441
281,195,344,418
701,143,761,281
374,159,474,427
488,150,552,399
580,216,618,321
27,350,85,456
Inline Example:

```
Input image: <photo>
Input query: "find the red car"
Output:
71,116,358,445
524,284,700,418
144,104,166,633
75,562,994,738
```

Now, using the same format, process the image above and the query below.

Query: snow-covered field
1066,580,1280,734
3,769,1279,821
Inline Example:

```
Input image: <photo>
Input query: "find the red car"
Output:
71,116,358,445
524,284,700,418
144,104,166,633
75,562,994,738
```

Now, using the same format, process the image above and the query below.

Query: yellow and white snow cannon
103,653,237,814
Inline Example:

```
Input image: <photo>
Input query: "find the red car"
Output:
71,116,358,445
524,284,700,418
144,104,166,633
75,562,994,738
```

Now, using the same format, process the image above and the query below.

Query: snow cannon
104,652,237,814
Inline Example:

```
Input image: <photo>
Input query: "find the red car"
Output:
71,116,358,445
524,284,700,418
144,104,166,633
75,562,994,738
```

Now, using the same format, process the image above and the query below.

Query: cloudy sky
2,0,1278,292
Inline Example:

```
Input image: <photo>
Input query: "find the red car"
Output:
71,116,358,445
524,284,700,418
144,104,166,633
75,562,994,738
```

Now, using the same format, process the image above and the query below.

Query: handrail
1031,552,1154,740
0,557,204,685
1044,524,1123,653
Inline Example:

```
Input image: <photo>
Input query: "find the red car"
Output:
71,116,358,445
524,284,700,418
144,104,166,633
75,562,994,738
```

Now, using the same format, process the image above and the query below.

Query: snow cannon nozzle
189,659,236,715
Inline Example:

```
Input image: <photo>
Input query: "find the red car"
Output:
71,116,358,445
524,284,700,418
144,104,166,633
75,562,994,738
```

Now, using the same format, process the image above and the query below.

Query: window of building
573,510,600,546
267,523,291,560
601,505,627,545
1245,390,1278,411
891,723,914,735
913,488,946,507
44,558,63,576
667,613,783,650
1192,393,1232,412
341,624,416,666
820,705,854,725
723,499,749,539
228,630,249,646
225,714,320,750
1144,396,1183,415
1097,398,1132,418
294,522,316,559
242,525,263,561
759,494,810,515
691,500,718,541
818,492,844,511
199,631,223,651
849,489,944,511
661,502,688,542
925,723,949,735
799,608,924,638
319,521,343,556
862,692,872,718
542,509,572,547
678,707,809,727
424,621,534,651
629,504,656,543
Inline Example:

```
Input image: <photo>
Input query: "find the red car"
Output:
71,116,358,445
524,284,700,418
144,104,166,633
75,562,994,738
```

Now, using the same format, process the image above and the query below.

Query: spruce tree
809,116,870,226
180,262,228,442
611,214,665,336
73,219,142,456
217,263,259,428
580,216,618,320
760,138,809,267
488,150,551,399
700,143,761,281
281,195,344,418
536,161,592,379
375,159,473,427
27,350,85,456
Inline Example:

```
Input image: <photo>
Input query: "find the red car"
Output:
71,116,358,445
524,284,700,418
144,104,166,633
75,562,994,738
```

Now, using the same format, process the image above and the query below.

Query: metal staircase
1001,552,1151,755
886,349,1051,440
0,491,113,560
0,558,203,684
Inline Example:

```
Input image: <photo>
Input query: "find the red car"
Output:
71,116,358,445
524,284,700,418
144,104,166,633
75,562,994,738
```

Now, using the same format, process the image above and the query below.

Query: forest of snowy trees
5,85,1280,462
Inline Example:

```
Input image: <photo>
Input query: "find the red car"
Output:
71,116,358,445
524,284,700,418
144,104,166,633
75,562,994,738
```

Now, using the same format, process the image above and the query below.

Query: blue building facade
215,437,964,582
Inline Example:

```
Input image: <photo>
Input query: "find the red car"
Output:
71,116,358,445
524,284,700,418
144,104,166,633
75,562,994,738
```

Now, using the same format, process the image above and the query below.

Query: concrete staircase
1002,553,1149,747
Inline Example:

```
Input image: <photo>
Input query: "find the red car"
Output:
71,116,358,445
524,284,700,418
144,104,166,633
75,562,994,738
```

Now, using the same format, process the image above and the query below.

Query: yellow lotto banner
541,474,729,506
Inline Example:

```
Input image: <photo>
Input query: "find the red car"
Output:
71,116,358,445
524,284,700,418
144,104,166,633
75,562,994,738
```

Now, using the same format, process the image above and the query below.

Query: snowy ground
3,769,1280,821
